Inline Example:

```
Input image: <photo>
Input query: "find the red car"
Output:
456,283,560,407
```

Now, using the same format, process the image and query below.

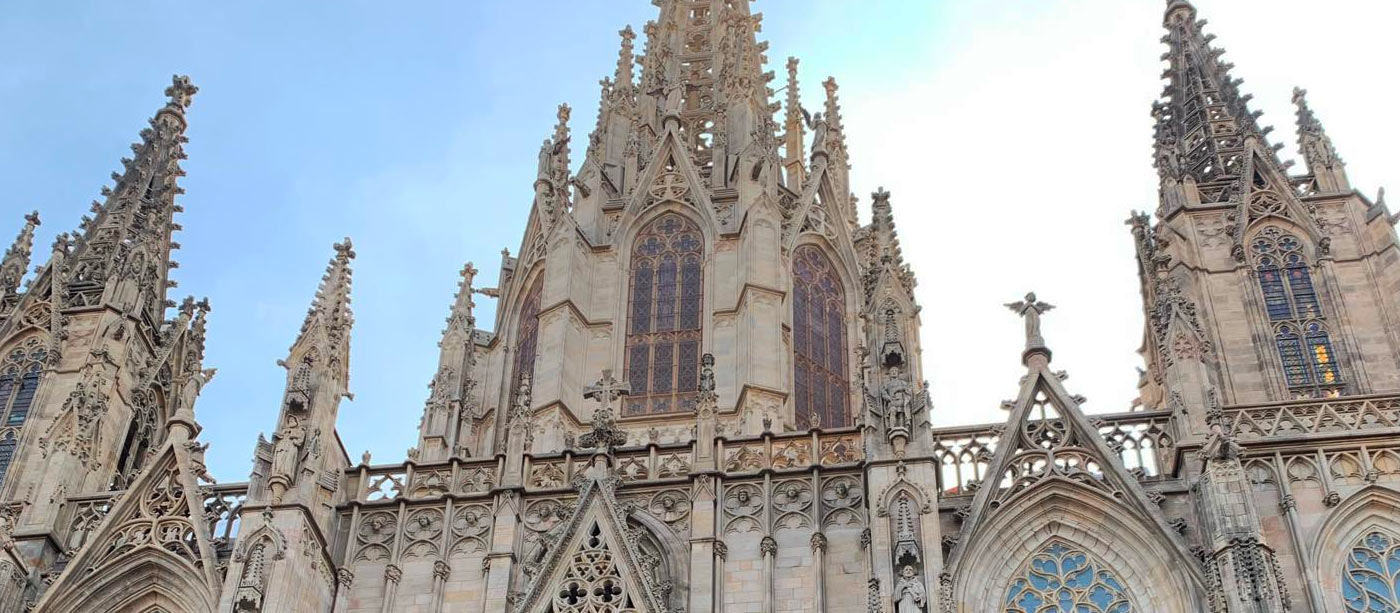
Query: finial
164,74,198,109
580,369,631,453
1005,292,1055,363
872,187,891,204
334,237,355,261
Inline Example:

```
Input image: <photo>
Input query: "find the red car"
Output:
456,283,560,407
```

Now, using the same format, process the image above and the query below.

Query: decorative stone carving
894,565,927,613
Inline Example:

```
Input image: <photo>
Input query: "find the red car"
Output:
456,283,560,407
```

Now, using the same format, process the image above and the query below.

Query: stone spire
1153,1,1278,214
614,25,636,93
534,104,573,233
63,75,197,321
262,238,355,510
821,77,847,159
417,262,481,460
1292,87,1349,193
0,211,39,306
863,188,915,302
288,238,355,394
782,57,806,189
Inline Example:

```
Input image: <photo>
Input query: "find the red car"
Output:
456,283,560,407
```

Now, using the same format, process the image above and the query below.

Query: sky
2,1,1398,481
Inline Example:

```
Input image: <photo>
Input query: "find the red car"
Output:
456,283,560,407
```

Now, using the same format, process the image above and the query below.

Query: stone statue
271,416,307,484
882,366,913,431
1005,292,1054,351
894,565,927,613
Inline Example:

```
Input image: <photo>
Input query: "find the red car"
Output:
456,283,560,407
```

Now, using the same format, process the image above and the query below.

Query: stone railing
929,410,1174,497
349,429,865,504
1225,393,1400,440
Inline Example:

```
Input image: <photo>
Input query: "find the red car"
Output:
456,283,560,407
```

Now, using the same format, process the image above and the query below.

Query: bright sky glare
2,1,1397,480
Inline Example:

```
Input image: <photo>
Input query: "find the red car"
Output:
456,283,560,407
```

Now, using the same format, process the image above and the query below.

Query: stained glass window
1251,226,1342,396
1004,542,1134,613
792,245,849,429
1343,530,1400,612
0,337,45,488
510,274,545,399
625,213,703,416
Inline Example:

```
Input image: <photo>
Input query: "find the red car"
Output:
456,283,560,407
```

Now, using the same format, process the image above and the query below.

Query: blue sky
3,1,1397,481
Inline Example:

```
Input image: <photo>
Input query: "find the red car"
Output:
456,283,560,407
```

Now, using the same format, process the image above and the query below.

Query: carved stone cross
165,74,199,108
1005,292,1055,352
583,369,630,413
580,370,630,452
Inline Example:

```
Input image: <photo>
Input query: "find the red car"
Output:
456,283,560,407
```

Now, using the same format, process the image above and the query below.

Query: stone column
760,535,776,613
688,476,718,613
431,559,451,613
811,531,827,612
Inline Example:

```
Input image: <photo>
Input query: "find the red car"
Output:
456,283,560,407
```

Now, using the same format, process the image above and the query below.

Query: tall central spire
1153,1,1280,214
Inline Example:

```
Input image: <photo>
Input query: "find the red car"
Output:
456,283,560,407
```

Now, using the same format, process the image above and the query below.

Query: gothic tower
1136,0,1400,427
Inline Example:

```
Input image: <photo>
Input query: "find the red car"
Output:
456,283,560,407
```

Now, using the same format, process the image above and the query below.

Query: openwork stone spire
1153,1,1277,211
0,211,39,304
1292,87,1349,192
62,75,197,319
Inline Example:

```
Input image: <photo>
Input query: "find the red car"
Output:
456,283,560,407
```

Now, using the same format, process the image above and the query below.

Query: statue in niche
270,415,307,486
882,366,914,432
894,565,927,613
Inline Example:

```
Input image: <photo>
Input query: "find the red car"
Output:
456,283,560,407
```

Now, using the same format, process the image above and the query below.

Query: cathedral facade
2,1,1399,611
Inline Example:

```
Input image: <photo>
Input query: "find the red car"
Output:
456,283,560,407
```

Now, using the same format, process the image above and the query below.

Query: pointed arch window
1004,542,1134,613
792,245,849,429
0,338,45,487
511,274,545,398
625,213,703,416
1250,226,1342,397
1343,530,1400,611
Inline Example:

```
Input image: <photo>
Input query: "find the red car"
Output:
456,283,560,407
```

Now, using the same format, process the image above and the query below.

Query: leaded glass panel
1004,542,1134,613
792,245,849,429
1344,530,1400,612
511,275,545,397
624,213,703,416
1251,226,1342,396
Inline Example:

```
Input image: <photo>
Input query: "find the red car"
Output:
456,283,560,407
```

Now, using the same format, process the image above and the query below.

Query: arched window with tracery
510,274,545,398
625,213,703,416
1343,530,1400,611
1250,226,1342,397
0,337,45,487
1004,542,1134,612
792,245,849,428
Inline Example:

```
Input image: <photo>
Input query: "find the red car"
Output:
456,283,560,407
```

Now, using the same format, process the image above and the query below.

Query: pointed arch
510,270,546,400
953,480,1199,612
623,210,705,416
0,335,45,488
1247,224,1344,397
790,244,850,428
35,547,217,613
1312,485,1400,611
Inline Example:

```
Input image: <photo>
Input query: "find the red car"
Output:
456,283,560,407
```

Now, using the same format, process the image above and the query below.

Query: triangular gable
514,474,666,613
624,125,717,226
946,360,1205,587
35,433,221,612
1234,147,1325,240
